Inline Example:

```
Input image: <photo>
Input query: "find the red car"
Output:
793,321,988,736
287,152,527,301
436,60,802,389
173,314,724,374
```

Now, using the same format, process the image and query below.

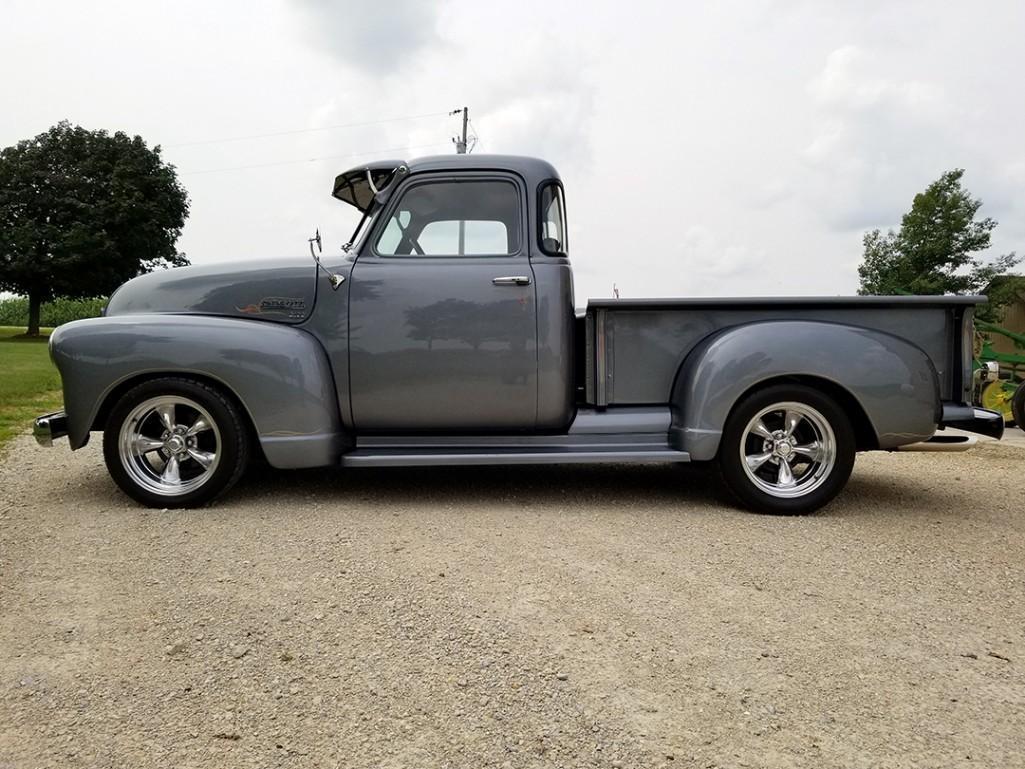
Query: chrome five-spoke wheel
719,384,855,515
118,396,221,496
740,402,836,499
104,378,249,508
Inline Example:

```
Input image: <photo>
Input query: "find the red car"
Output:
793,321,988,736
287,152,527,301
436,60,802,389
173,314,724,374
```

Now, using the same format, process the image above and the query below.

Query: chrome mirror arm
307,228,346,291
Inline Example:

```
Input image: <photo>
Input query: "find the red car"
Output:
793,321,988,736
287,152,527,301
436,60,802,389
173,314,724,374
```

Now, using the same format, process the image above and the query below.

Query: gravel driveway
1,435,1023,768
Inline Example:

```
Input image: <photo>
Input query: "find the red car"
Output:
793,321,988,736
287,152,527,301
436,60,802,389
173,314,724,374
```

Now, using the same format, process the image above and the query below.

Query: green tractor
975,319,1025,429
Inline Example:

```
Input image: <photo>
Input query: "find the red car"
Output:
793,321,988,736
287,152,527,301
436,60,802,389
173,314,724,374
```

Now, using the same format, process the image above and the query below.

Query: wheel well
92,372,266,461
735,375,879,451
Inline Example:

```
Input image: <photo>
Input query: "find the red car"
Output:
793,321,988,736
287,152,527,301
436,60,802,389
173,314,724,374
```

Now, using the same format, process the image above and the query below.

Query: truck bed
584,296,981,407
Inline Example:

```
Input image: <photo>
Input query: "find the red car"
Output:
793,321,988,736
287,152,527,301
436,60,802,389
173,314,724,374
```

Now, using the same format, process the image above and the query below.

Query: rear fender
670,320,941,460
49,315,347,469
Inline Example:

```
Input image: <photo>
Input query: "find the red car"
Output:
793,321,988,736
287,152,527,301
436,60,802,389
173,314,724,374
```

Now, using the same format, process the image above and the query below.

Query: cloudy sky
2,0,1022,301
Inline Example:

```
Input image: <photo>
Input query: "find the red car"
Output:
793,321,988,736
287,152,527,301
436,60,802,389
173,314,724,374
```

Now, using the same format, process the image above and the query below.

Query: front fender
670,320,941,460
49,314,346,469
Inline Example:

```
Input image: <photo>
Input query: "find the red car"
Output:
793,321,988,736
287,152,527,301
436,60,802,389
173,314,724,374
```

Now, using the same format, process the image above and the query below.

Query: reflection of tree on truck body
405,297,531,353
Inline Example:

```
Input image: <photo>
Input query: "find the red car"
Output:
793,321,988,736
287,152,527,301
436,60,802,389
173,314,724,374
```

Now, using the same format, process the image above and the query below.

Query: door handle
492,276,532,286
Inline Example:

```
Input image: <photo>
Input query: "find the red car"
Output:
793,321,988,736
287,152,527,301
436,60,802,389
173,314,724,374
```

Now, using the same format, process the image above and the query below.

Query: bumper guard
939,404,1004,440
33,411,69,447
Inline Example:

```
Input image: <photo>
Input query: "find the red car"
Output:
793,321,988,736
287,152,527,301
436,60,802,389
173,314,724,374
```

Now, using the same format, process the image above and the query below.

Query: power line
180,141,452,176
166,111,452,149
467,117,483,153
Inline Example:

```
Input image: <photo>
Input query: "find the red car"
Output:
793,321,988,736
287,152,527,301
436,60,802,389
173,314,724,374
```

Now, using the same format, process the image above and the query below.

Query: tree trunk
27,292,42,337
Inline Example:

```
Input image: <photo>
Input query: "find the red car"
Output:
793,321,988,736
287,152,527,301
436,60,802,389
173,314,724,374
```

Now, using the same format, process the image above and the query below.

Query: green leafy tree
857,169,1019,320
0,121,189,335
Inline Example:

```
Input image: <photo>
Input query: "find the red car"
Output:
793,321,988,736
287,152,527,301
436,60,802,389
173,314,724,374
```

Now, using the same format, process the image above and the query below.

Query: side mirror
307,228,345,291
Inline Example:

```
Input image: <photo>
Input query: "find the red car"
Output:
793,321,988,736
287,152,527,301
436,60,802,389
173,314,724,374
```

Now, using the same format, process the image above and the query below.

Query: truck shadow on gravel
233,462,722,509
65,458,950,516
214,460,951,517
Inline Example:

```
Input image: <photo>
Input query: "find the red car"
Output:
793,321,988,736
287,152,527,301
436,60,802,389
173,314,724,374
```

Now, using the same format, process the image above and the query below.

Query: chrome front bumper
33,411,68,447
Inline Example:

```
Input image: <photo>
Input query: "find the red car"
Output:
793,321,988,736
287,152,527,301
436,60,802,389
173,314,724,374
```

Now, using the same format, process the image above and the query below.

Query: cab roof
332,154,562,213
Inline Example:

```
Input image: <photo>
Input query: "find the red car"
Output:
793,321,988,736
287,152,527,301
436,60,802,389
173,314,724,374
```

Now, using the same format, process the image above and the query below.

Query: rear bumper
33,411,68,447
940,404,1004,440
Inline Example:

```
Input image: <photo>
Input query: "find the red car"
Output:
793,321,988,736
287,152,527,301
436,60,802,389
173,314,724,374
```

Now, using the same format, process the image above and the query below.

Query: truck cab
331,155,574,432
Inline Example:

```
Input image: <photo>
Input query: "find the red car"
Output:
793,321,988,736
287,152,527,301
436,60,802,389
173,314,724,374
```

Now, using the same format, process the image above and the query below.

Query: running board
341,446,689,468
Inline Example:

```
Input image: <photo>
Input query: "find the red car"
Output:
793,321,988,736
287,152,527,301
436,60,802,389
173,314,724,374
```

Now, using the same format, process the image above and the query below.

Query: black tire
1013,382,1025,433
717,383,856,515
103,377,250,508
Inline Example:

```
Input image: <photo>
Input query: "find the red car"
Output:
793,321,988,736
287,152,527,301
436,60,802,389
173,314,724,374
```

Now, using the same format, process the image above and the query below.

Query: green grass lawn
0,326,62,451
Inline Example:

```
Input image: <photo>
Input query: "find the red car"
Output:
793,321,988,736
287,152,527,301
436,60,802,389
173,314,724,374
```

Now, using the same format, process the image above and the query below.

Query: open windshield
333,162,403,252
332,162,402,211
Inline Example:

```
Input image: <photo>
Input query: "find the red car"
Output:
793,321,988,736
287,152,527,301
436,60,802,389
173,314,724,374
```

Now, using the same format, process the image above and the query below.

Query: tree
857,169,1019,320
0,121,189,335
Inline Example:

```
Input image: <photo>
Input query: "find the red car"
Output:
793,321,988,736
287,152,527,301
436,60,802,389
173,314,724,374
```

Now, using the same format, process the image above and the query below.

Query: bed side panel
594,305,954,404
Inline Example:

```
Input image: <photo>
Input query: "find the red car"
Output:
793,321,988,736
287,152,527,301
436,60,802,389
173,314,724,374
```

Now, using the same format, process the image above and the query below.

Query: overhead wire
173,108,477,175
165,110,453,149
467,118,483,153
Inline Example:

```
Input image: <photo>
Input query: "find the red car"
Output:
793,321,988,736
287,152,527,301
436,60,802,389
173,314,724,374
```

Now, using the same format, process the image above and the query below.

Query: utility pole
451,106,470,253
451,107,469,154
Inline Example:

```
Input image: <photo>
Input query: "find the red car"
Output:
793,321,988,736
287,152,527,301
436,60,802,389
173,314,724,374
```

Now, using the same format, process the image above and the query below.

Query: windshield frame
346,200,383,254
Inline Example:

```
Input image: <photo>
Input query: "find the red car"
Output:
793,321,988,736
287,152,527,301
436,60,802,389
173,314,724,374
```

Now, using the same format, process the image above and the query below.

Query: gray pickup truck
35,154,1003,513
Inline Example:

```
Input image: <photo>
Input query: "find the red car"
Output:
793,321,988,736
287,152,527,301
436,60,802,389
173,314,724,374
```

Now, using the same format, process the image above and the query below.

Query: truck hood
104,258,319,325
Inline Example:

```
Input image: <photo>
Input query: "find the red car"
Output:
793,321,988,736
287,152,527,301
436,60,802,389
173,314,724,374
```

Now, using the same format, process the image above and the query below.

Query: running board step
341,446,690,468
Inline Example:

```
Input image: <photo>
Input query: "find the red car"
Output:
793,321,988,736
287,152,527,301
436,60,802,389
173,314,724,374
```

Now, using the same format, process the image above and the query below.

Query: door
348,175,538,431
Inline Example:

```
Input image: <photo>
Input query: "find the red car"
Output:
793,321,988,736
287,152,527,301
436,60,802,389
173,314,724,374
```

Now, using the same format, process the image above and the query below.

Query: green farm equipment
974,319,1025,428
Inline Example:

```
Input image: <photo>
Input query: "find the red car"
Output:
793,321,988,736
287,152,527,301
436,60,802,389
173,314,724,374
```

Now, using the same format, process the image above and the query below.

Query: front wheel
718,384,856,515
103,377,250,508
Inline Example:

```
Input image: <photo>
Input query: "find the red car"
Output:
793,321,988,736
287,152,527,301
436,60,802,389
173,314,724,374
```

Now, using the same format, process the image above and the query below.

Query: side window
376,210,410,254
375,180,522,256
539,182,568,255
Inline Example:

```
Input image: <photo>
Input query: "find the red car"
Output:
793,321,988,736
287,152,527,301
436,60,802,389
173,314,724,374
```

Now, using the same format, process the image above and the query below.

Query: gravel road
1,434,1024,768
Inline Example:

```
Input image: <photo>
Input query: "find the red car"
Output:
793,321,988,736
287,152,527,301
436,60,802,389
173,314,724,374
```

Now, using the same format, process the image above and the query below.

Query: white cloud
293,0,443,74
799,45,958,231
808,45,945,113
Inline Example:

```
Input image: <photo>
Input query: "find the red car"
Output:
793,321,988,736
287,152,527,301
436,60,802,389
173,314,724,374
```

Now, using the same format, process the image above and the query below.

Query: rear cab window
538,182,567,255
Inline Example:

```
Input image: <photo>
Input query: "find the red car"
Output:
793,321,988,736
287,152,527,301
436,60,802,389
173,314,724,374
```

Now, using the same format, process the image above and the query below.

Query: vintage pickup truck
35,154,1003,513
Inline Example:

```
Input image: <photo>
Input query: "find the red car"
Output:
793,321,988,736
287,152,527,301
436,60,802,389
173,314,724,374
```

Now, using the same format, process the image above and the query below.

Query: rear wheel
718,384,856,515
103,377,250,508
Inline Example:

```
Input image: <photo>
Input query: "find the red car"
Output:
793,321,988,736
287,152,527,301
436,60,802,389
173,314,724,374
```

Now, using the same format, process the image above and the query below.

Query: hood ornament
308,228,345,290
